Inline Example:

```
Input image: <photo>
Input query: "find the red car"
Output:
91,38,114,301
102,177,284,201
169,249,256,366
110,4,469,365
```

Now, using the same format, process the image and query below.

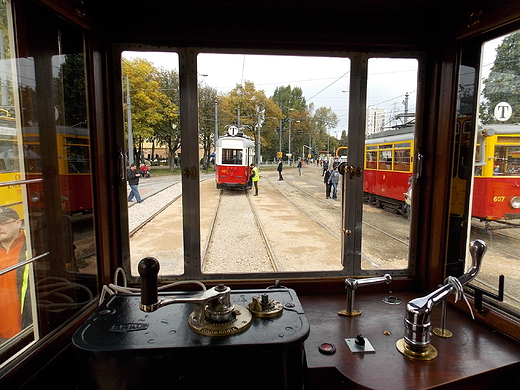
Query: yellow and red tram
364,121,520,221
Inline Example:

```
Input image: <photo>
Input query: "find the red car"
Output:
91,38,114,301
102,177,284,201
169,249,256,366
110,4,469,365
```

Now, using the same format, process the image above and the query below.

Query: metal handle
118,147,125,182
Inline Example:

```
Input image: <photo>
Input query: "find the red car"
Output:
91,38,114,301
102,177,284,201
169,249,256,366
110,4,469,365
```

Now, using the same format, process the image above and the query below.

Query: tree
155,68,180,169
199,84,219,168
480,31,520,124
219,81,281,161
122,58,170,161
271,85,307,115
313,107,338,153
271,85,309,159
54,54,86,127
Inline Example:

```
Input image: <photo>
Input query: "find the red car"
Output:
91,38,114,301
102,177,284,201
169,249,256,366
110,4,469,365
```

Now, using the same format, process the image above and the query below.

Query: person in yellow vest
0,207,31,342
250,163,259,196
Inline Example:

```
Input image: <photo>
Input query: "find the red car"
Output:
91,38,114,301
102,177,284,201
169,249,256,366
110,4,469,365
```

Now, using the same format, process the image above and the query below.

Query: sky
123,51,420,135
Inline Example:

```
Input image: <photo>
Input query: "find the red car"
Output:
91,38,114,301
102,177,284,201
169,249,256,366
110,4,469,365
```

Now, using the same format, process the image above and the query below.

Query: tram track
266,177,341,240
280,175,411,247
202,189,278,273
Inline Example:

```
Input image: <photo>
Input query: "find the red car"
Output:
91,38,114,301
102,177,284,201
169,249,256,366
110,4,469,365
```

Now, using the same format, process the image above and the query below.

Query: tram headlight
30,191,40,203
510,196,520,209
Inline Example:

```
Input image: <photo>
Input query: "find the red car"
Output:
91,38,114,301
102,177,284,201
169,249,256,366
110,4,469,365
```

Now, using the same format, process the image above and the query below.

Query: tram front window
122,51,422,280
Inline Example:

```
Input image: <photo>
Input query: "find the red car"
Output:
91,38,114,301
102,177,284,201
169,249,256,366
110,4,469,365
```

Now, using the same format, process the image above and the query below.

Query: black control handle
138,257,160,309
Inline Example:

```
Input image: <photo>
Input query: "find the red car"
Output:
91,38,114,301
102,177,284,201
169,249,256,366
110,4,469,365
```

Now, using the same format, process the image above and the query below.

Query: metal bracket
339,162,363,178
467,275,504,316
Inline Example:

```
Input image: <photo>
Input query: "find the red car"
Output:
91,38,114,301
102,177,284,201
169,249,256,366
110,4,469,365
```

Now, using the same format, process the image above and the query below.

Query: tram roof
481,123,520,135
365,125,414,144
216,134,255,147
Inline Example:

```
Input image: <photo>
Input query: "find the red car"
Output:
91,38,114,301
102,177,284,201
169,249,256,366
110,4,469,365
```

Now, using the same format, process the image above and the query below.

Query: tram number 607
493,196,506,202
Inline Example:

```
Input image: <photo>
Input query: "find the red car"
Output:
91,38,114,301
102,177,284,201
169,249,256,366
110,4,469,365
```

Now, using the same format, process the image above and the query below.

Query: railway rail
202,190,279,273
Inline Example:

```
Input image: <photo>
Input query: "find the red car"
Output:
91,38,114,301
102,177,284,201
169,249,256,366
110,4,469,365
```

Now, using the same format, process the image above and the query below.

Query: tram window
122,51,185,277
198,53,351,275
222,149,242,164
463,29,520,317
121,50,422,280
393,148,411,172
378,147,392,170
362,57,418,271
365,149,377,169
1,2,97,368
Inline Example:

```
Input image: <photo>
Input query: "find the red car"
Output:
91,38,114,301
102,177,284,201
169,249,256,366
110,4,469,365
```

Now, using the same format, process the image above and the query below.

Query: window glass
199,54,351,274
124,53,352,276
122,52,420,279
122,52,184,277
468,30,520,316
1,1,97,368
362,58,418,270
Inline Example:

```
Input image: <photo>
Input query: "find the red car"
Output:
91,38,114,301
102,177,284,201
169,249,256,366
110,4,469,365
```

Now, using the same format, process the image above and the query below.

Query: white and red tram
215,126,255,190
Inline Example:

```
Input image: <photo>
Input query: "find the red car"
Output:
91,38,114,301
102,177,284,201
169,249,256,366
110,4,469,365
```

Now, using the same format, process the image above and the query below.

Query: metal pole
214,101,218,146
288,119,292,156
279,119,282,154
126,75,134,165
257,110,261,166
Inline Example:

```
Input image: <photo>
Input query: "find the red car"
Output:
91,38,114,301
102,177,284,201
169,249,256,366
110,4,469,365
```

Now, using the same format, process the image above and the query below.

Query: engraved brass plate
188,305,252,336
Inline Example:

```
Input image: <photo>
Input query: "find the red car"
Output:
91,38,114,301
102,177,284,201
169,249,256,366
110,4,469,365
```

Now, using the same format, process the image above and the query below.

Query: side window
464,30,520,317
1,1,97,368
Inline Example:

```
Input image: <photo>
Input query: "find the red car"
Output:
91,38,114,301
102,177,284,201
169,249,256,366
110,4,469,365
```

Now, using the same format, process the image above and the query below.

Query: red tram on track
215,126,255,190
364,120,520,221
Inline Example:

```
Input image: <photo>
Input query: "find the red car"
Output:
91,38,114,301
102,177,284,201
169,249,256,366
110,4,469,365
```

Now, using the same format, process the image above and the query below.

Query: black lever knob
138,257,160,309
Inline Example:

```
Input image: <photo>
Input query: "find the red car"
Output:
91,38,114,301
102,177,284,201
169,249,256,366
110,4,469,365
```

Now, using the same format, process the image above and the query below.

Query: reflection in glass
1,3,97,367
469,30,520,315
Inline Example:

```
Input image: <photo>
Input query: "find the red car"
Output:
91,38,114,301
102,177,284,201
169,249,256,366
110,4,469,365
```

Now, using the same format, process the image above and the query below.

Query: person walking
127,163,142,203
277,160,283,181
0,207,31,341
322,160,329,176
324,165,333,198
297,158,302,175
328,166,340,200
250,163,259,196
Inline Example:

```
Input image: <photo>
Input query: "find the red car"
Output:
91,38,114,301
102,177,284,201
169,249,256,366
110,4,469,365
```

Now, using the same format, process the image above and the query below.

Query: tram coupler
338,274,392,317
397,239,486,361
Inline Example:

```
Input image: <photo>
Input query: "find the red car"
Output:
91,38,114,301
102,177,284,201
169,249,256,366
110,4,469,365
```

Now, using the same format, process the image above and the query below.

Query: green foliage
481,31,520,124
199,84,219,163
55,54,87,127
154,67,180,169
272,85,307,115
122,59,341,163
219,81,281,155
122,58,171,141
